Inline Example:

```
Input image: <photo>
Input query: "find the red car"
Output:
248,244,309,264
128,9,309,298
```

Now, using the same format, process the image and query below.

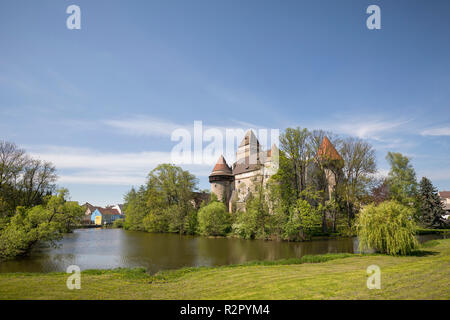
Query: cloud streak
421,127,450,136
28,145,214,186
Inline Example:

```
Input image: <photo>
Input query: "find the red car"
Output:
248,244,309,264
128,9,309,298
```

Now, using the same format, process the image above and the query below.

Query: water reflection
0,229,444,274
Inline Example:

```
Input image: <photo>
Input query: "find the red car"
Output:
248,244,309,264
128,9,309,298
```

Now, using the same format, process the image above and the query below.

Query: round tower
209,155,234,206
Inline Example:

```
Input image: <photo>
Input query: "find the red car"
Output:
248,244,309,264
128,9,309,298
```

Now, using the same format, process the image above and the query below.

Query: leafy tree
113,218,125,228
370,178,390,205
269,151,297,212
279,127,311,197
123,186,148,231
142,207,170,233
0,189,83,260
0,141,57,217
356,201,418,256
283,197,321,241
339,137,377,226
197,201,230,236
417,177,446,228
123,164,199,233
386,152,417,205
232,191,269,239
184,209,199,235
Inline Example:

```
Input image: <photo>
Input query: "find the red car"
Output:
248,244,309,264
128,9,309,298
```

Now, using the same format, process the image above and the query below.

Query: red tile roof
210,155,233,176
439,191,450,199
97,207,121,216
316,136,343,161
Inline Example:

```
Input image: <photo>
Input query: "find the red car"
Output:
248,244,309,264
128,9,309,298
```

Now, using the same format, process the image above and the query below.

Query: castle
209,130,343,212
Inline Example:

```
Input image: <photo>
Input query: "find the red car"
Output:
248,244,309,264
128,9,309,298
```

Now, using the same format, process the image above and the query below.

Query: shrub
184,209,198,235
142,210,170,233
113,218,124,228
197,201,230,236
232,209,258,239
356,200,418,256
283,198,321,241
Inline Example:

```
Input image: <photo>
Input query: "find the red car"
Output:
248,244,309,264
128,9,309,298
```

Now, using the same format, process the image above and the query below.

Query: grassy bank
1,239,449,300
415,228,450,235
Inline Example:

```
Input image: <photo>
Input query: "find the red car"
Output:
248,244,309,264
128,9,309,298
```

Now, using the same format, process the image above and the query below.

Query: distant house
91,207,122,225
106,204,124,216
82,202,100,225
439,191,450,219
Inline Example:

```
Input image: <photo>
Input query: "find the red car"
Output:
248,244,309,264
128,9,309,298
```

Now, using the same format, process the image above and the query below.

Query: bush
283,199,321,241
142,210,170,233
113,218,124,228
356,201,418,256
232,209,258,239
183,209,198,235
197,201,230,236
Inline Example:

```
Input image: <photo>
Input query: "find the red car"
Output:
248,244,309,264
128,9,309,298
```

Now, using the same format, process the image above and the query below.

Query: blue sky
1,0,449,206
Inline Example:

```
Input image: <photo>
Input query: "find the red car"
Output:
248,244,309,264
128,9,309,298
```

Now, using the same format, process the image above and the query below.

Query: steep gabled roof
316,136,343,161
239,130,260,147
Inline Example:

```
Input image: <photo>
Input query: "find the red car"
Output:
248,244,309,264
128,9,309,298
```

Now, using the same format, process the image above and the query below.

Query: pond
0,228,444,274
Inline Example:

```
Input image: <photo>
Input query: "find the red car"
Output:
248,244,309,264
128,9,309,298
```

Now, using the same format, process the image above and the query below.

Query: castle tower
209,155,234,207
316,136,344,199
236,130,260,165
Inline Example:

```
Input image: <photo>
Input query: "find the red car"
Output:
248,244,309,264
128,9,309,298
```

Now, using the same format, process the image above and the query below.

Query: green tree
0,141,57,218
386,152,417,205
113,218,125,228
417,177,446,228
197,201,230,236
356,201,418,256
339,137,376,227
279,127,311,197
123,186,148,231
123,164,198,233
0,189,83,260
232,190,270,239
283,195,321,241
184,209,199,235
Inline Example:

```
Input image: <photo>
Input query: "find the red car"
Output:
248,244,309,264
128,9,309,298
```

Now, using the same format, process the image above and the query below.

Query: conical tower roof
210,155,233,177
316,136,343,161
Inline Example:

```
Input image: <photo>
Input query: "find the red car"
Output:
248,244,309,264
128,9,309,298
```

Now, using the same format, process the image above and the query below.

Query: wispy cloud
421,127,450,136
28,145,213,186
102,116,181,137
102,116,271,141
330,118,412,140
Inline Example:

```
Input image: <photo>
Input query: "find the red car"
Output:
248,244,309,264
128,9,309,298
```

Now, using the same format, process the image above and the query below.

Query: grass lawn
0,239,449,300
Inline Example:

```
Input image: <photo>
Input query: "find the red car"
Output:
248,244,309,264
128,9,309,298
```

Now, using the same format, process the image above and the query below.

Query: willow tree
356,201,418,256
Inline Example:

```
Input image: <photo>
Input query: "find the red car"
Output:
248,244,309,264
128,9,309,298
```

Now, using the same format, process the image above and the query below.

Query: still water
0,228,443,274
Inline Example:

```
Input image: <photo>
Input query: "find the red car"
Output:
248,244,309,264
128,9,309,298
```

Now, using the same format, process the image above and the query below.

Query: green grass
1,239,449,300
415,228,450,235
